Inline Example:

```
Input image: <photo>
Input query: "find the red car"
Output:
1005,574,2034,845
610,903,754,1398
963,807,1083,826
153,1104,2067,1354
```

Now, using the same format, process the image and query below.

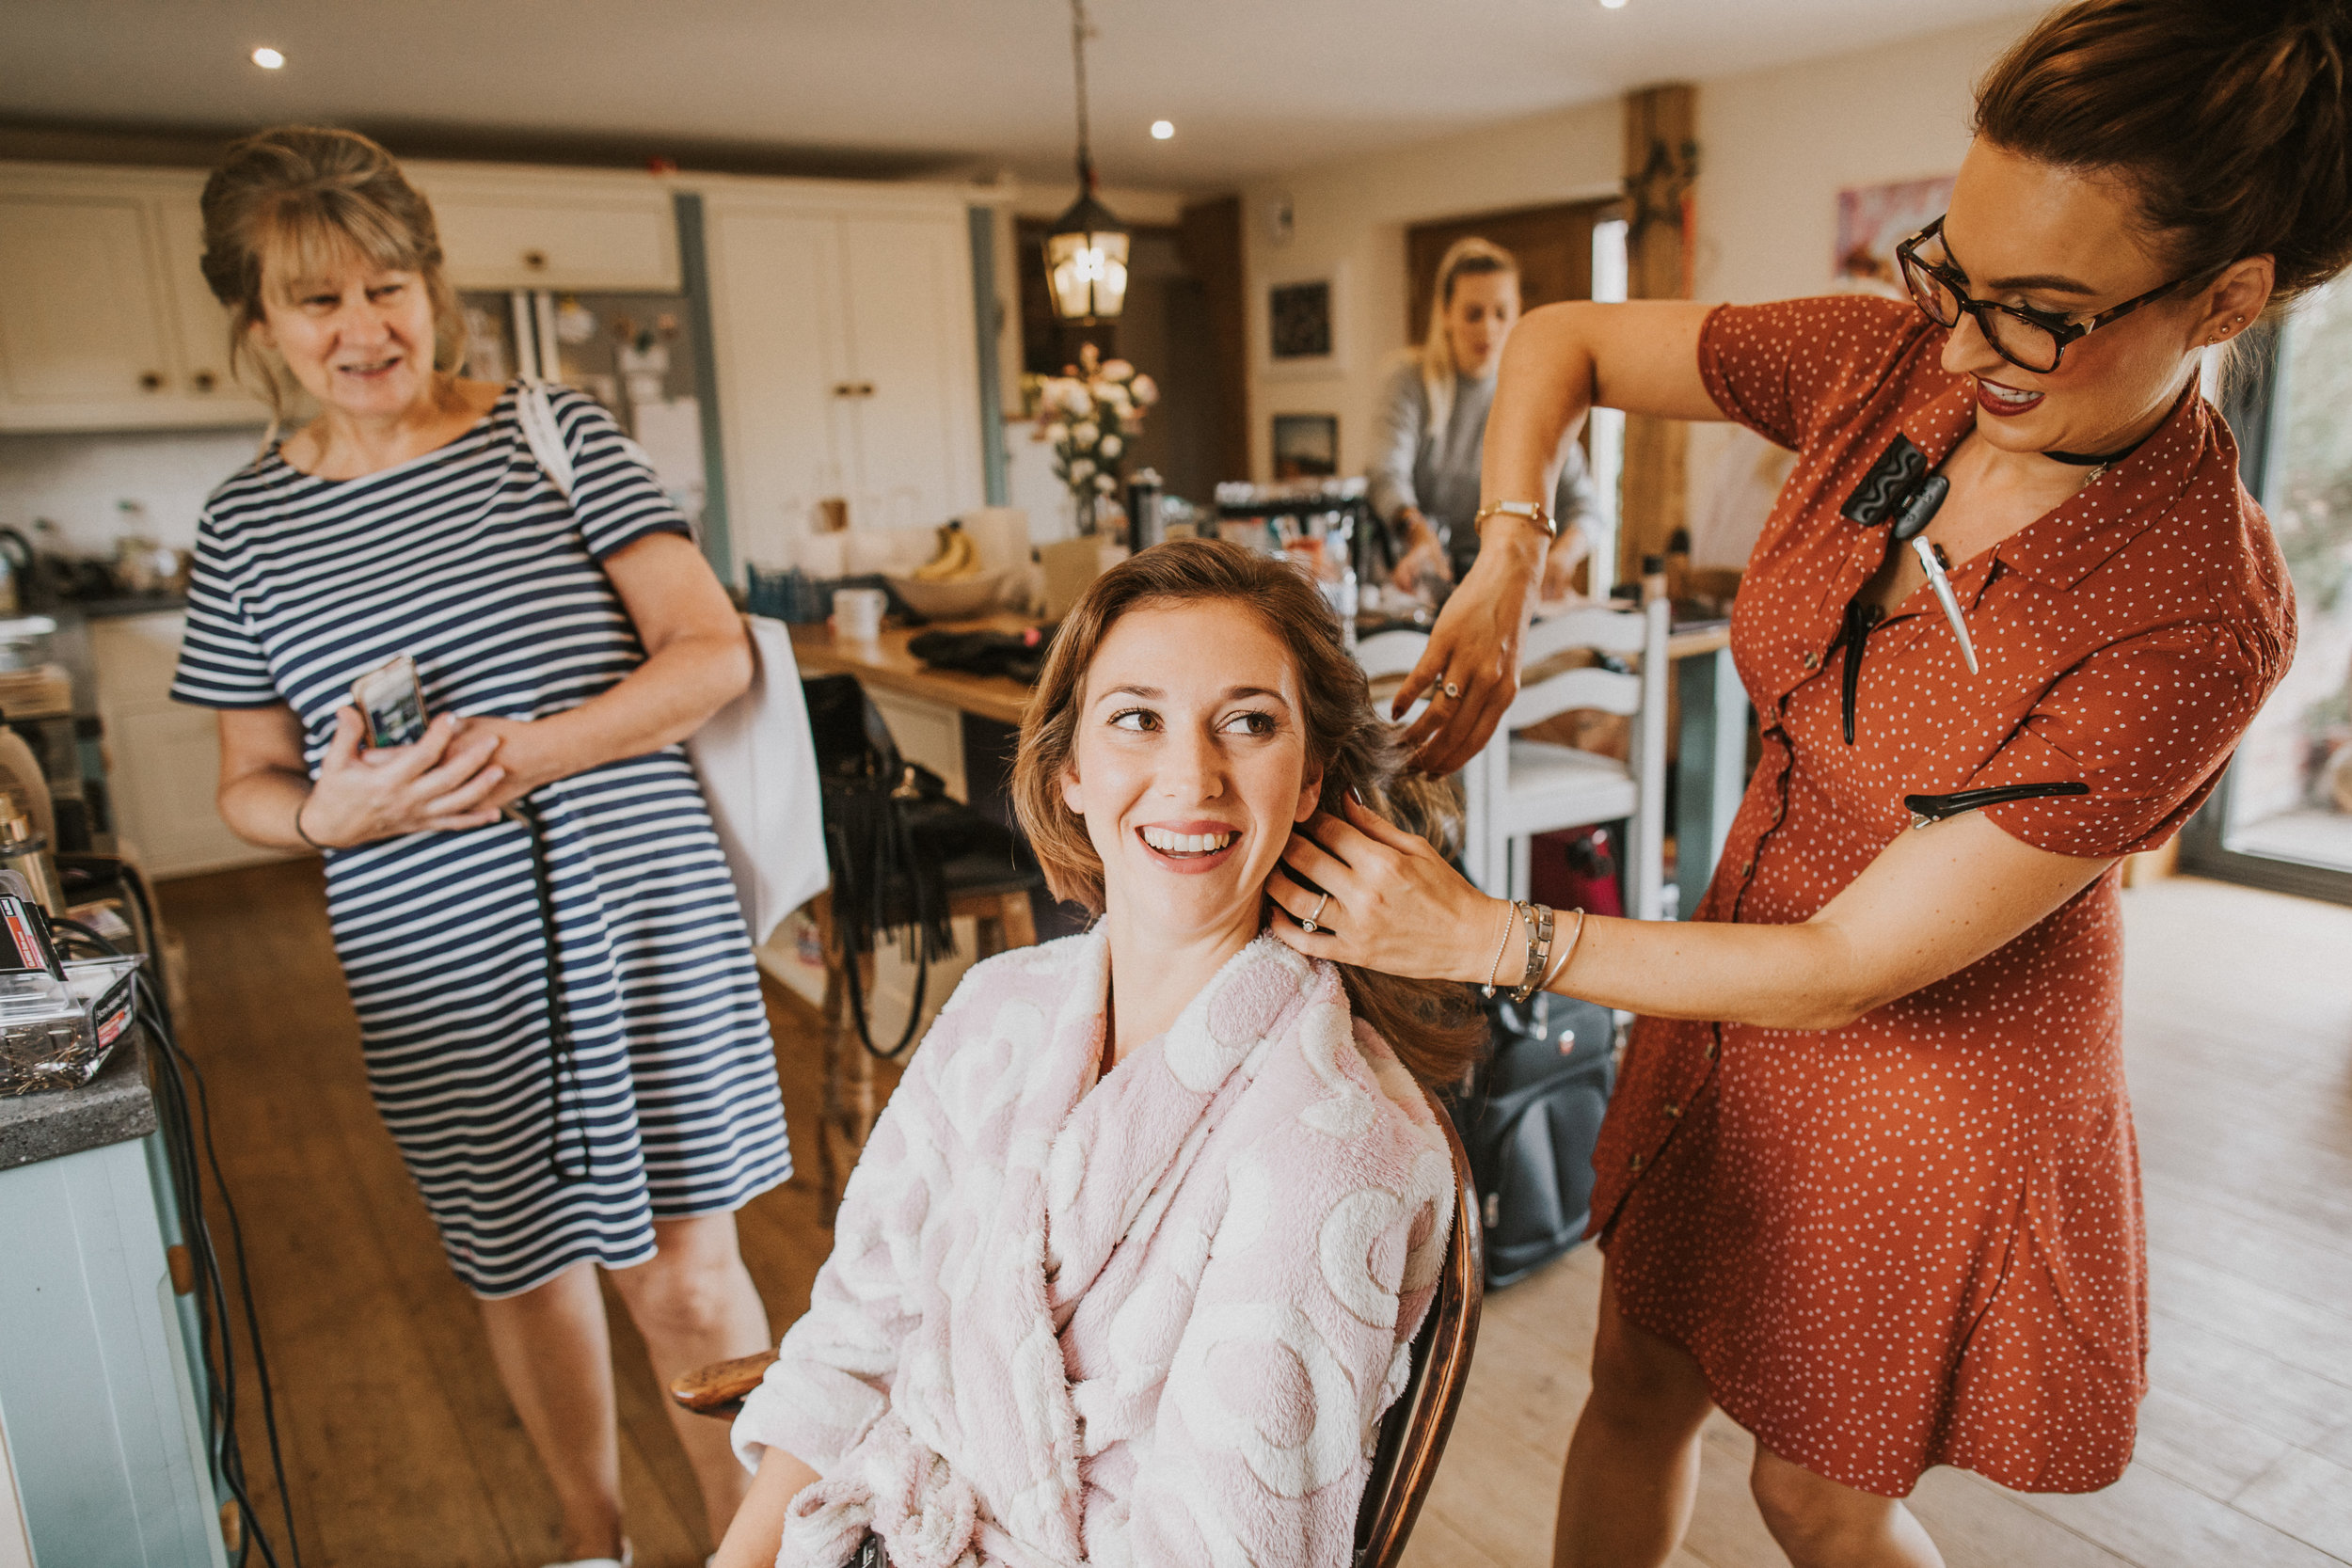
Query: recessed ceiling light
251,46,286,69
1598,0,1628,8
1151,120,1175,140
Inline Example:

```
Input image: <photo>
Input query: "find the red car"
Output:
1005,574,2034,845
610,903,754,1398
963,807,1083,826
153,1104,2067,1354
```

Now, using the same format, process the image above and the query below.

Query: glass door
2182,283,2352,904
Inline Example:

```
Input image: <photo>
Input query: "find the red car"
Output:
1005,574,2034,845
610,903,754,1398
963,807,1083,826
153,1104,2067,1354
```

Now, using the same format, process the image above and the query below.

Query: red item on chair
1528,826,1623,918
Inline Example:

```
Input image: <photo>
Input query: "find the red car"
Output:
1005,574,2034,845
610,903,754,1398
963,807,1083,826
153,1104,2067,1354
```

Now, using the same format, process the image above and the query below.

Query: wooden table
788,614,1038,729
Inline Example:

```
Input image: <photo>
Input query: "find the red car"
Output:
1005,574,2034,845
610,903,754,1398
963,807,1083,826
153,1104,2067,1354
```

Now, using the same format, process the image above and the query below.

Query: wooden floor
162,865,2352,1568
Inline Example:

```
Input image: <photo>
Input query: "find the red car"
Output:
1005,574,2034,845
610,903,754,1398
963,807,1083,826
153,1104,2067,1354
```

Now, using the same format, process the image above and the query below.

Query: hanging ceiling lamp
1044,0,1129,324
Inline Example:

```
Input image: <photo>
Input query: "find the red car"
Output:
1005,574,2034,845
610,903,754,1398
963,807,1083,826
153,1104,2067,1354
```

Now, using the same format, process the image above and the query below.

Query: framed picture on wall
1261,263,1349,379
1271,414,1339,480
1835,175,1954,293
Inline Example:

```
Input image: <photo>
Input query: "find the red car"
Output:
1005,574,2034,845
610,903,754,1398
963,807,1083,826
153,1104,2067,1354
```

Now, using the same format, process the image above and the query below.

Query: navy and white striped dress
171,384,791,1297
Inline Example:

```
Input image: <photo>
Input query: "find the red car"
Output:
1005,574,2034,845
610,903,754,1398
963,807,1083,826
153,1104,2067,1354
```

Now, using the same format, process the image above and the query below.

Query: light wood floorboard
158,866,2352,1566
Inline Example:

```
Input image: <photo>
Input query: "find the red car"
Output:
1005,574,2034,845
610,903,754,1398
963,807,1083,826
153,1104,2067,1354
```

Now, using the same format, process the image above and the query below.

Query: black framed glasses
1895,215,2186,374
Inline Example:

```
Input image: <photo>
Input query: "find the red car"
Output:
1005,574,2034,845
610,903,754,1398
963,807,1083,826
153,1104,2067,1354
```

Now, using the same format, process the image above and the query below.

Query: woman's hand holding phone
299,707,508,847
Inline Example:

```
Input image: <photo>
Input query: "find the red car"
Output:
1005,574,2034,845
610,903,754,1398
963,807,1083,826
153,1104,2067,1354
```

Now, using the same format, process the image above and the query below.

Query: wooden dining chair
669,1087,1485,1568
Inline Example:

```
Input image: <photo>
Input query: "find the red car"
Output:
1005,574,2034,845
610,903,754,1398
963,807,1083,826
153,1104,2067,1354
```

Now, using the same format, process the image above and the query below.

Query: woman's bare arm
1397,300,1724,774
215,704,507,849
465,531,753,807
1269,799,2112,1031
711,1445,821,1568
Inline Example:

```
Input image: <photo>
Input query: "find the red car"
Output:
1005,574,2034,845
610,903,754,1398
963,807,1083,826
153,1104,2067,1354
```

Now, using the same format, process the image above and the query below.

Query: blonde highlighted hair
198,125,463,430
1009,537,1486,1088
1418,235,1518,390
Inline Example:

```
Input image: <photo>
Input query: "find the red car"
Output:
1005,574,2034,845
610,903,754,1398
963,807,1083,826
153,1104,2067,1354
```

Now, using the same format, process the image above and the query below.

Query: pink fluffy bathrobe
732,928,1457,1568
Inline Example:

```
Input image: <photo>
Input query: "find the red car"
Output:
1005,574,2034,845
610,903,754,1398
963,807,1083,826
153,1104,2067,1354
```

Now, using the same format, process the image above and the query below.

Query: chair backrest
1352,1089,1486,1568
1354,628,1431,682
1459,597,1672,916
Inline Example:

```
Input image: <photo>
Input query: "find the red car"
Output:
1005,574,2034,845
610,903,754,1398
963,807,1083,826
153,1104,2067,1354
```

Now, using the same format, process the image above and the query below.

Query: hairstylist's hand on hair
1267,796,1501,981
1392,516,1548,774
297,708,507,846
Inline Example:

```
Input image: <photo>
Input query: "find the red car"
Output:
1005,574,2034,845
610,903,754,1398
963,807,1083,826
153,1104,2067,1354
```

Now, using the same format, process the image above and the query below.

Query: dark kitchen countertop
0,1030,155,1173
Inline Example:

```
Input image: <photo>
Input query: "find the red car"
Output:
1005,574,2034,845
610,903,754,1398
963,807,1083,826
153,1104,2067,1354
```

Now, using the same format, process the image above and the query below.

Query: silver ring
1302,892,1330,933
1441,680,1461,700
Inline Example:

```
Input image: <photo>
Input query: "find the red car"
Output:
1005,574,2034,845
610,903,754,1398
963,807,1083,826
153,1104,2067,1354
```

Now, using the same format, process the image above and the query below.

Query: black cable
139,969,302,1568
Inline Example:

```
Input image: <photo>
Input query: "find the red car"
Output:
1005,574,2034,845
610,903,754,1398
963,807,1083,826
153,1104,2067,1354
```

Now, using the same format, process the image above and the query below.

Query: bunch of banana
913,521,983,581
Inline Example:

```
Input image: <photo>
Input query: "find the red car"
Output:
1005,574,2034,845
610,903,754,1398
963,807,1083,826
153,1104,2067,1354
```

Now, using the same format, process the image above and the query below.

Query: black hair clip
1842,434,1931,527
1903,781,2090,830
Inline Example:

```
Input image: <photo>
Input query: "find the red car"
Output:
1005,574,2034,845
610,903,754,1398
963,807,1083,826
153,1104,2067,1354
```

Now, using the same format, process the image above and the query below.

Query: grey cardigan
1366,358,1599,576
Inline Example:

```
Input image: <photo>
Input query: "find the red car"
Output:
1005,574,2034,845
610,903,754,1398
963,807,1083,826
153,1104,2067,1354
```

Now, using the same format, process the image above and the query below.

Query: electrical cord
53,889,304,1568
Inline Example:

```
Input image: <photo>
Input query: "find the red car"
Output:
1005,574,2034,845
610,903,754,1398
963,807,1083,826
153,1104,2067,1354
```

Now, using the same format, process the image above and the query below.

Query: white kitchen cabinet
705,189,983,573
0,166,265,431
0,159,684,431
406,163,680,292
90,610,289,879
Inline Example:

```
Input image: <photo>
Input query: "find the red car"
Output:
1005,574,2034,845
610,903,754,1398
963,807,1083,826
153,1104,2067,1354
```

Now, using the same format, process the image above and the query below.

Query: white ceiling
4,0,2034,189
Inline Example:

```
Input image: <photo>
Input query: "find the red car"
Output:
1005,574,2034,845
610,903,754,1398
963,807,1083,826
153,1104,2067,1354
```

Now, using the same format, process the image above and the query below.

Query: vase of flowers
1034,343,1158,535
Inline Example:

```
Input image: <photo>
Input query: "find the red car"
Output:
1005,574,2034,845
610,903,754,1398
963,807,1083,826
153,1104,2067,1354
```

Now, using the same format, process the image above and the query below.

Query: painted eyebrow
1942,234,2097,297
1094,683,1292,705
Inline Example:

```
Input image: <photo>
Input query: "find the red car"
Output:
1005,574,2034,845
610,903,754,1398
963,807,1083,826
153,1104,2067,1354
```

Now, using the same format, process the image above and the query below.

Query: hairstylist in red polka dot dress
1264,5,2350,1565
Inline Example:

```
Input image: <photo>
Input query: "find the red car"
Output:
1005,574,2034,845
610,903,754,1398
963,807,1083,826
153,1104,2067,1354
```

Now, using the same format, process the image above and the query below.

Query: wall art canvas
1835,175,1954,293
1271,413,1339,480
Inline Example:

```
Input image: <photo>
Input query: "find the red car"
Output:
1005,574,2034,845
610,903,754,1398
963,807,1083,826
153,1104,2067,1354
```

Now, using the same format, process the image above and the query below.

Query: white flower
1070,420,1100,448
1071,458,1096,481
1099,435,1123,459
1064,386,1093,417
1130,374,1158,405
1095,473,1118,494
1101,358,1136,382
1099,386,1132,417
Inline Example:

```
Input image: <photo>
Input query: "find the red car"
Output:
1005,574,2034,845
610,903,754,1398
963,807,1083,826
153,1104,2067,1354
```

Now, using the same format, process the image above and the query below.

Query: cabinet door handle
856,382,876,398
522,248,548,271
139,372,165,391
832,382,857,399
191,370,216,393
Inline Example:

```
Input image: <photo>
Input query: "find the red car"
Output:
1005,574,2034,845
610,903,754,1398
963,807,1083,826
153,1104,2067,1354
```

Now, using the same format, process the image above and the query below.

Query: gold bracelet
1510,902,1555,1003
1480,900,1519,996
1472,499,1557,540
1540,907,1589,992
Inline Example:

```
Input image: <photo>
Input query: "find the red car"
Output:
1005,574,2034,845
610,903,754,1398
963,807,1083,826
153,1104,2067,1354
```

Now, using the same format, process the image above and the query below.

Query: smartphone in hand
351,655,428,749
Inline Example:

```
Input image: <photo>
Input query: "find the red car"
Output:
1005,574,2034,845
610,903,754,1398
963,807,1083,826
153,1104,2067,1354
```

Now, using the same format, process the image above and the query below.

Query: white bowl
885,569,1009,621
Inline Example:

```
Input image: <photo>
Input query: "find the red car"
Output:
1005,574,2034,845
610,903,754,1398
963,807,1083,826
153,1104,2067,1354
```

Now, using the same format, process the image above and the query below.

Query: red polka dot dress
1589,295,2296,1497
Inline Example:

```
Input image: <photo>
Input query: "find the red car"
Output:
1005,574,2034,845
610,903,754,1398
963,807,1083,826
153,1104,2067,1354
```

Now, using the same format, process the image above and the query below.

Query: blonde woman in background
1370,237,1599,596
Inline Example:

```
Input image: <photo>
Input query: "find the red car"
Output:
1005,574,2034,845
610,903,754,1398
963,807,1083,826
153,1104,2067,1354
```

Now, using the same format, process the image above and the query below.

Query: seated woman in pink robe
714,538,1484,1568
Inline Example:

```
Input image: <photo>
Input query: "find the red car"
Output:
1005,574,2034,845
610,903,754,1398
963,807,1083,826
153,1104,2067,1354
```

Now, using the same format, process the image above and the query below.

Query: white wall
1240,8,2039,488
0,426,264,556
1241,103,1621,483
1684,11,2034,486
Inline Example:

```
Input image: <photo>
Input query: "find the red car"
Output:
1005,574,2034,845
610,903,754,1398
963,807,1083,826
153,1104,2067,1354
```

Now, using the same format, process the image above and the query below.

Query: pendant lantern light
1044,0,1129,324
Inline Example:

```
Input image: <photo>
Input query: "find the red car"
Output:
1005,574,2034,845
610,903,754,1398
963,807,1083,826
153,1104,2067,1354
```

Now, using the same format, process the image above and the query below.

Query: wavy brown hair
199,125,464,430
1010,537,1485,1087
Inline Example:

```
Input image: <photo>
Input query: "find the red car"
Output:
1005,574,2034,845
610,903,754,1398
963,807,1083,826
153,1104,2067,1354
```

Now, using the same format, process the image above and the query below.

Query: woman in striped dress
173,126,790,1567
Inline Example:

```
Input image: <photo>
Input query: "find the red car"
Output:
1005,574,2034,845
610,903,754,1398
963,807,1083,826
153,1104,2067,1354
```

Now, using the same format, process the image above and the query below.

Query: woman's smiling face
1060,599,1323,945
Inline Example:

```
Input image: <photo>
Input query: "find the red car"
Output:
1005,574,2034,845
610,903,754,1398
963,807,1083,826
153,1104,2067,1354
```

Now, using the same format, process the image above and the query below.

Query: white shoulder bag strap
513,378,829,945
516,377,579,500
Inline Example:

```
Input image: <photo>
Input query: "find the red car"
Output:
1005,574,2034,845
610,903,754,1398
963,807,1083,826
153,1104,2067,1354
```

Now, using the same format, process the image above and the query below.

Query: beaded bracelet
1480,900,1520,997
